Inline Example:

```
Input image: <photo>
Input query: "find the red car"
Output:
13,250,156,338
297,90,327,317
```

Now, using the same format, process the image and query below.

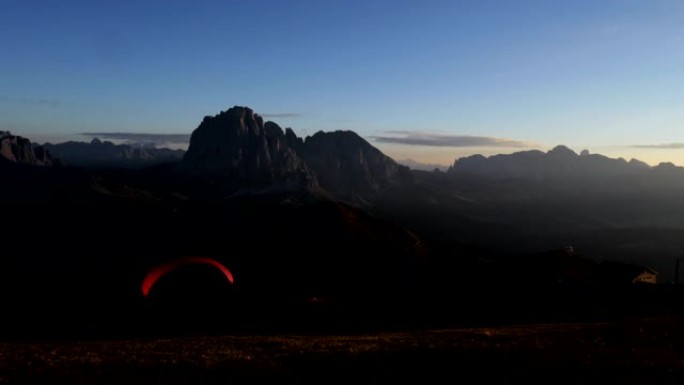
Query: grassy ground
2,317,684,384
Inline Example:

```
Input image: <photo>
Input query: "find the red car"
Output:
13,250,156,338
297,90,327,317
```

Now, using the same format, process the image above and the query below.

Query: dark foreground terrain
3,316,684,384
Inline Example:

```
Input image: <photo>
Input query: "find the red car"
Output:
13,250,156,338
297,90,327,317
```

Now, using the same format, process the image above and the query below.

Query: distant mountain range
448,145,658,180
42,138,185,168
396,159,448,172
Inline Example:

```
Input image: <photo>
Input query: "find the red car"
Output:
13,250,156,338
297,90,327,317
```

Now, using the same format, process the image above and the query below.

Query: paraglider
141,256,234,297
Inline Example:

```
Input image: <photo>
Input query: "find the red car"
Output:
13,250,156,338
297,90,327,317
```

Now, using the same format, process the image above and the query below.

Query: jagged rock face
182,106,407,198
0,131,54,166
182,106,317,190
300,131,408,198
284,127,303,152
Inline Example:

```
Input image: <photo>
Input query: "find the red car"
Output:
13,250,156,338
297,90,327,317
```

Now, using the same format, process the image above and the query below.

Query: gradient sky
1,0,683,166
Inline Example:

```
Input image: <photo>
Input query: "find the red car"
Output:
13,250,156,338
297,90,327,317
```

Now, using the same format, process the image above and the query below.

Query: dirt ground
2,316,684,384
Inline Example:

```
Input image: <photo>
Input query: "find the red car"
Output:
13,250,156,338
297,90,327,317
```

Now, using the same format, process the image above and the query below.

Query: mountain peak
209,106,265,135
182,106,406,199
222,105,255,117
183,106,316,191
300,129,407,198
547,145,577,157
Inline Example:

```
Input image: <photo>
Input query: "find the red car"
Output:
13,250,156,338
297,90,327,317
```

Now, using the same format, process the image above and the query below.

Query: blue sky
1,0,683,165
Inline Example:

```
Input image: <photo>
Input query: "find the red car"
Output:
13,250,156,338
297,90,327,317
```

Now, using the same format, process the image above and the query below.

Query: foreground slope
3,317,684,384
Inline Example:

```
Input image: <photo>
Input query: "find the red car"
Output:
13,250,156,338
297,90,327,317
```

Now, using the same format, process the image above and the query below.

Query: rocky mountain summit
182,106,318,191
300,130,408,198
182,106,407,198
0,131,55,166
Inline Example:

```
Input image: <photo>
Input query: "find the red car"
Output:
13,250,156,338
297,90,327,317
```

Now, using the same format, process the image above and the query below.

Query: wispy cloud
632,143,684,149
0,96,64,107
81,132,190,146
261,112,302,118
371,131,534,148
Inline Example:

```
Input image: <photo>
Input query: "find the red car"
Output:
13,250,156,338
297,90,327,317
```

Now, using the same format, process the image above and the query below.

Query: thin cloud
0,96,64,107
632,143,684,149
81,132,191,146
261,112,302,118
371,131,534,148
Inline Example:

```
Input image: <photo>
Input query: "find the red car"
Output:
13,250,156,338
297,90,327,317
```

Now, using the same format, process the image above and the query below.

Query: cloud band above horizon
371,131,534,148
632,143,684,149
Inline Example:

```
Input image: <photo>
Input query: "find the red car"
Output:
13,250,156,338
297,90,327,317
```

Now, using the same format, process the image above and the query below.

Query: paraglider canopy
141,256,234,297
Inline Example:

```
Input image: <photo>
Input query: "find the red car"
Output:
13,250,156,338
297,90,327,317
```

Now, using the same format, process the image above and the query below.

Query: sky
1,0,683,166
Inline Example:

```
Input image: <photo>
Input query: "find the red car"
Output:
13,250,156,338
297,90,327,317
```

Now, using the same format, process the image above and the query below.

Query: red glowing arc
141,256,235,297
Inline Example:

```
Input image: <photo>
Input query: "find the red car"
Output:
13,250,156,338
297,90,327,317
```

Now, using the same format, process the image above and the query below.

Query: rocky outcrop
182,106,317,191
42,139,184,168
0,131,54,166
300,130,408,198
182,106,407,198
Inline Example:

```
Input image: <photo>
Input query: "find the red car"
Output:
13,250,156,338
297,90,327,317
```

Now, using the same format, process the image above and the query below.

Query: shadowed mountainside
299,130,409,200
1,130,55,166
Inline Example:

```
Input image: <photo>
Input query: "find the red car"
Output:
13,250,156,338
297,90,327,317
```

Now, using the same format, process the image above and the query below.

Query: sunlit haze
2,0,683,166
